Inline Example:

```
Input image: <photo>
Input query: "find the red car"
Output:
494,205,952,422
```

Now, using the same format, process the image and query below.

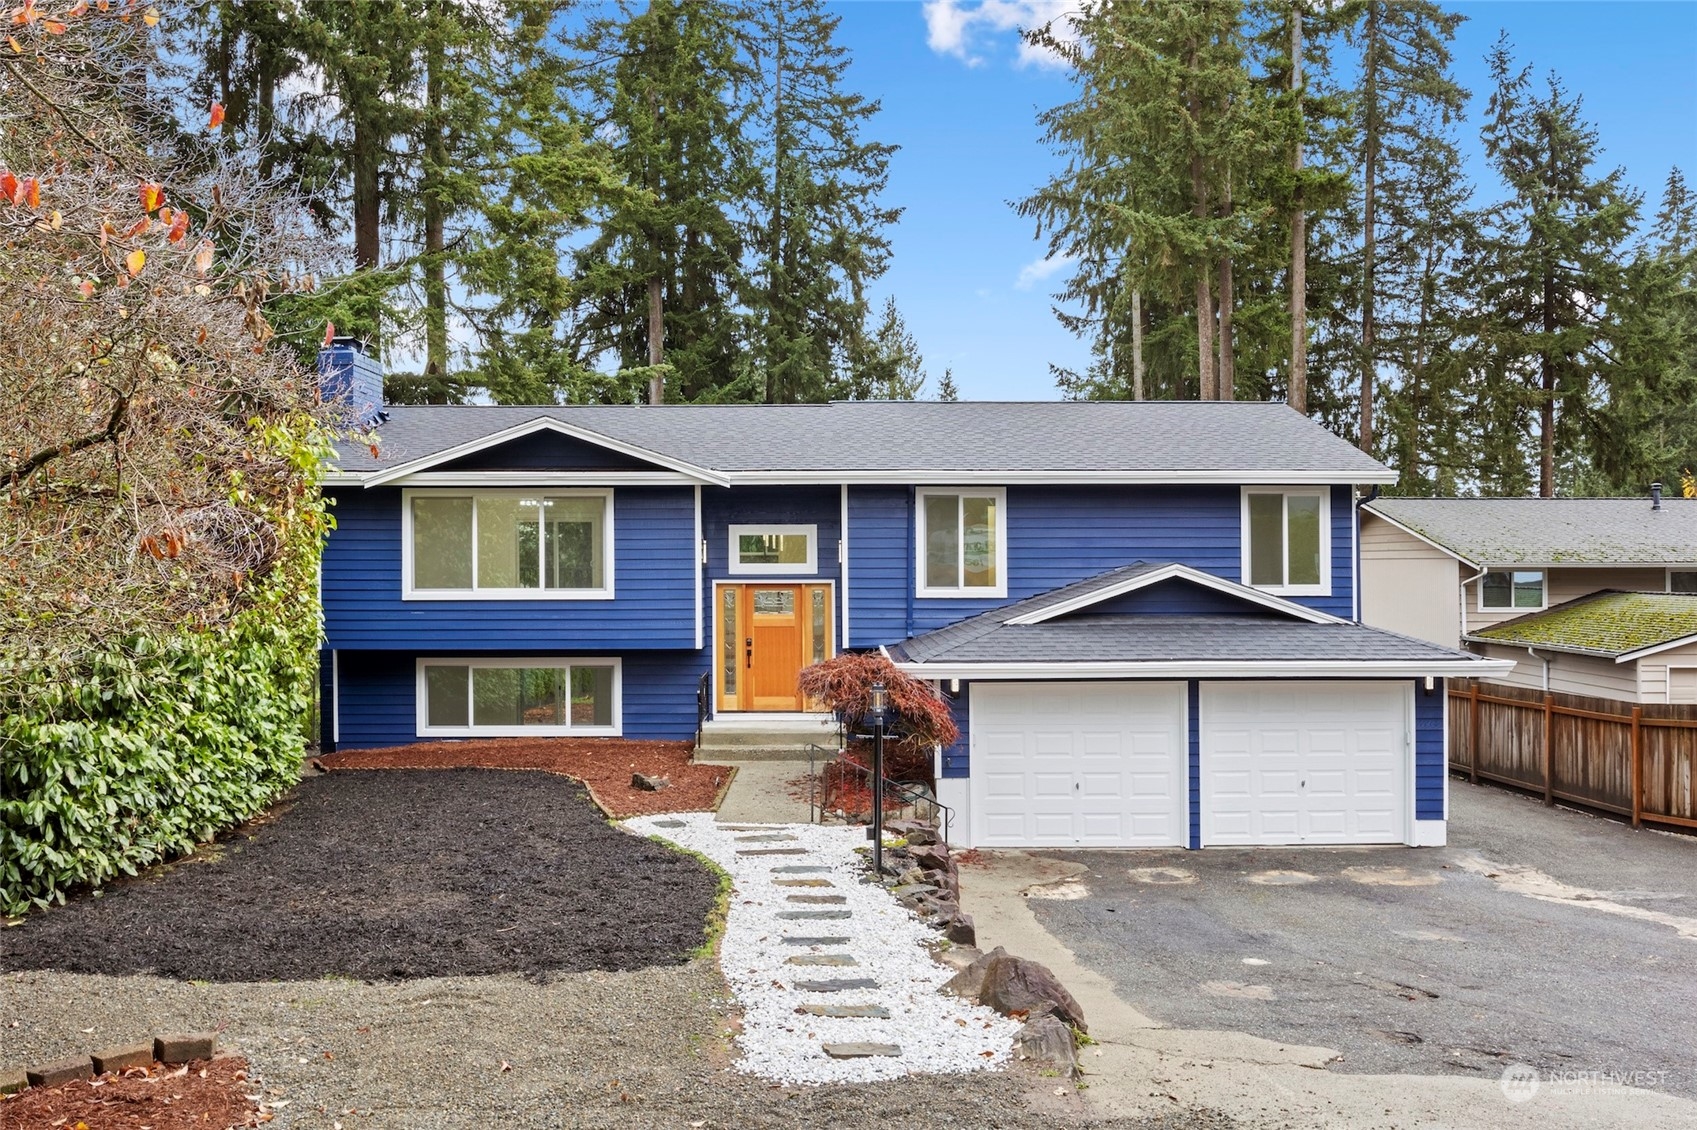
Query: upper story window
1479,569,1544,611
1669,569,1697,594
404,488,612,600
1242,488,1331,596
917,487,1007,598
728,524,817,575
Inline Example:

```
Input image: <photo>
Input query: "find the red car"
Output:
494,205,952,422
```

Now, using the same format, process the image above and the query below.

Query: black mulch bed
0,768,722,983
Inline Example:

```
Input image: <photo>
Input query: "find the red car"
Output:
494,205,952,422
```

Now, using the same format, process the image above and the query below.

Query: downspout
1460,563,1488,643
1527,645,1551,692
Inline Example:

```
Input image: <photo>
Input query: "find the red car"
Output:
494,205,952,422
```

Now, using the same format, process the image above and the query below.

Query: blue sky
834,1,1697,401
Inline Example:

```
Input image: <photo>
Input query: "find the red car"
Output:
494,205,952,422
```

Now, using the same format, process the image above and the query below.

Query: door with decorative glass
718,583,833,712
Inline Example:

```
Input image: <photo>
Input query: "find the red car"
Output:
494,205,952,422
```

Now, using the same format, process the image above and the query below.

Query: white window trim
1239,486,1332,597
1476,568,1547,613
727,524,818,576
401,487,615,601
415,657,623,737
915,486,1009,599
1664,663,1697,704
1666,567,1697,593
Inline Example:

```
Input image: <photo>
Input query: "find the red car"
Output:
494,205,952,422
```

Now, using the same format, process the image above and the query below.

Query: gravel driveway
1025,783,1697,1102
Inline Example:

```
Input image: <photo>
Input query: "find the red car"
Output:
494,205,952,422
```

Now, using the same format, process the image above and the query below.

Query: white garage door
970,682,1187,848
1201,682,1409,846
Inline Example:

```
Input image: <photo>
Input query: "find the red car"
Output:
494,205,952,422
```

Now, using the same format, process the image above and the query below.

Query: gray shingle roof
329,401,1394,481
1364,497,1697,566
892,562,1489,669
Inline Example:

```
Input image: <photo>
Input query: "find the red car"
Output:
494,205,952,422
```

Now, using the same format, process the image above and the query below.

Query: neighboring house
1361,495,1697,661
317,341,1506,850
1466,592,1697,704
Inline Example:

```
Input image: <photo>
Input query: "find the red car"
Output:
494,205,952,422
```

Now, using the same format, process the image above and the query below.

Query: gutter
1460,564,1488,641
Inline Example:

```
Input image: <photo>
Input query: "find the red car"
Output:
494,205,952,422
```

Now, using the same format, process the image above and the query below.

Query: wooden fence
1448,680,1697,831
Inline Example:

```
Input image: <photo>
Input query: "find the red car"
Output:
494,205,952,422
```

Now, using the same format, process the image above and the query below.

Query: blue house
317,341,1507,849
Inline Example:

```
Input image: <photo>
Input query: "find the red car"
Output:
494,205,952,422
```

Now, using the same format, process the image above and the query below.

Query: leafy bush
0,416,328,916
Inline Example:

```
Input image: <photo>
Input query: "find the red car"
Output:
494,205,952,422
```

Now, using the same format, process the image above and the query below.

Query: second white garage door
970,682,1187,848
1200,681,1409,846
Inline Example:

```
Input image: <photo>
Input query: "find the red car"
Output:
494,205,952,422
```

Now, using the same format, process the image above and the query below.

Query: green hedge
0,417,327,916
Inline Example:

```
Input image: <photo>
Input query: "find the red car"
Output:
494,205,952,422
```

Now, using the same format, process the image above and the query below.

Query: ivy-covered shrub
0,417,329,916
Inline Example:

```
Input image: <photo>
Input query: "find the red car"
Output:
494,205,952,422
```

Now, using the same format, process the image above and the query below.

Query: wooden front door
718,583,833,712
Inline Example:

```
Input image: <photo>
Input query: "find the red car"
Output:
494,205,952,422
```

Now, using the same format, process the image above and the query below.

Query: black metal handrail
807,741,953,846
695,671,711,749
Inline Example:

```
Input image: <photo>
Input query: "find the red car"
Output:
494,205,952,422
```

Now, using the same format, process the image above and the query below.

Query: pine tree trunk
1357,2,1377,448
351,108,381,340
766,10,785,404
647,274,665,404
1130,288,1145,401
1186,38,1216,400
1217,256,1235,400
1540,123,1557,497
1289,3,1308,417
422,23,449,389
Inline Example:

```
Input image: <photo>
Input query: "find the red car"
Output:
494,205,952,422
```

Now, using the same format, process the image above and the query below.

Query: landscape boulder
980,953,1088,1034
941,945,1007,1001
631,772,670,792
943,911,977,947
1013,1013,1080,1076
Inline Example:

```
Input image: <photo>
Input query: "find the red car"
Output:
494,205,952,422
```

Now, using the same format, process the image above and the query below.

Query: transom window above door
728,524,817,575
917,488,1007,598
404,488,612,599
1242,488,1330,596
1479,569,1544,611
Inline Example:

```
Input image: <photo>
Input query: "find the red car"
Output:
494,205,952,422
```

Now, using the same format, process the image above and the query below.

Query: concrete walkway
699,758,817,825
960,850,1697,1130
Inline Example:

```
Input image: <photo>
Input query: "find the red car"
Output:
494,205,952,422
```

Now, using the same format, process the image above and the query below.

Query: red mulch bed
319,737,732,817
0,1058,263,1129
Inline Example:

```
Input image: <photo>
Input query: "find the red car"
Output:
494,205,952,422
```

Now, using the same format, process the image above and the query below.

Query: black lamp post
868,680,888,879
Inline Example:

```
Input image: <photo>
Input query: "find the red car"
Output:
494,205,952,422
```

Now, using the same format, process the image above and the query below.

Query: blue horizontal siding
845,484,1356,648
1415,678,1446,821
438,429,657,471
331,649,708,749
323,486,696,650
941,685,969,779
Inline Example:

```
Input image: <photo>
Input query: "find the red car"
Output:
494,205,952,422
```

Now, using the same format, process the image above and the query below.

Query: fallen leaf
126,248,145,276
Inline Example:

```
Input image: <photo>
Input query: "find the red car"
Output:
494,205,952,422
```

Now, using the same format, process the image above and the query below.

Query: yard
0,758,1203,1130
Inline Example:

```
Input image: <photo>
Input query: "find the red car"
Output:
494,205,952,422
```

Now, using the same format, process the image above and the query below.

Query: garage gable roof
890,562,1513,678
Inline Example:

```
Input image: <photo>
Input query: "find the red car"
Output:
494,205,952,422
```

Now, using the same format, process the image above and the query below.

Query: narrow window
1480,570,1544,611
1670,570,1697,594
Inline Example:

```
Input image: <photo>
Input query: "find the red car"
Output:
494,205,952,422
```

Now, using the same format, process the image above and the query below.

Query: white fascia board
360,417,731,488
889,658,1519,680
1003,562,1342,626
1359,506,1475,567
1615,632,1697,663
724,468,1400,486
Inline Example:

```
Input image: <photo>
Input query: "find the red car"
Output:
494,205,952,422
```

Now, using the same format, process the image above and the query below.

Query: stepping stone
787,894,847,904
653,819,687,828
786,953,858,967
774,878,834,888
772,865,831,874
720,826,771,831
739,848,808,856
822,1042,902,1059
736,833,799,843
800,1003,891,1019
793,978,878,992
779,909,851,920
782,936,850,946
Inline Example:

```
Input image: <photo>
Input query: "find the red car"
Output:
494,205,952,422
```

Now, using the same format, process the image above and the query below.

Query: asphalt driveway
1027,783,1697,1101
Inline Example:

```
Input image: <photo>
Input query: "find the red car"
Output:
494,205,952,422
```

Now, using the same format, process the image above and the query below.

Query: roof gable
359,416,730,487
1469,591,1697,660
1002,562,1340,626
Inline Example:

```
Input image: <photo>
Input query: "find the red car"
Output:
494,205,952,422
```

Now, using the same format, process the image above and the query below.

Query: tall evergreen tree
745,0,900,403
844,297,927,399
1471,36,1640,496
569,0,755,404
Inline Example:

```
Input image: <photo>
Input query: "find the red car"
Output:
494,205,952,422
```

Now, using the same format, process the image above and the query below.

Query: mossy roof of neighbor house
1470,592,1697,658
1364,497,1697,565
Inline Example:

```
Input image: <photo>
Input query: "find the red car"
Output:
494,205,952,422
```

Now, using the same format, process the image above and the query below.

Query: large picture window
418,659,620,735
917,488,1006,598
1242,488,1330,595
404,489,612,599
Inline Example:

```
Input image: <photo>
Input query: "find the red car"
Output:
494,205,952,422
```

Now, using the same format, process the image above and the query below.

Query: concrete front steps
695,713,842,763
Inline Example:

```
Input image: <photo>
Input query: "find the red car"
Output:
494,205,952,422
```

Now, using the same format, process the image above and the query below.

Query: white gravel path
623,812,1020,1086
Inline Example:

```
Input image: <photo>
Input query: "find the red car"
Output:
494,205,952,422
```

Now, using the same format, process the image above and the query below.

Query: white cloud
1016,251,1076,290
923,0,1081,69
